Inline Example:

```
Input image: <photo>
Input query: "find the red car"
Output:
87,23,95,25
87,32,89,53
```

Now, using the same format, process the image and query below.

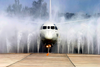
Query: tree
31,0,45,18
12,0,22,15
22,6,30,17
41,2,48,18
6,0,48,19
64,13,75,19
7,0,22,16
7,5,12,13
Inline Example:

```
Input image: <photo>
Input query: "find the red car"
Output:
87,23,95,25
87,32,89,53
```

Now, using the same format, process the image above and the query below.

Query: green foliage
6,0,48,19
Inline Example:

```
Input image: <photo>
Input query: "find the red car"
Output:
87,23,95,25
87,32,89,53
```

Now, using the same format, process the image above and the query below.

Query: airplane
39,22,59,52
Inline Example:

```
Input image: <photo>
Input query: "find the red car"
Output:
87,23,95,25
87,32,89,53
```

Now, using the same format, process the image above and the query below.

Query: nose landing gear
46,44,51,56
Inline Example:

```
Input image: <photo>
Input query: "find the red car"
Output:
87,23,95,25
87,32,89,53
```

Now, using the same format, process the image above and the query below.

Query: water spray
49,0,52,21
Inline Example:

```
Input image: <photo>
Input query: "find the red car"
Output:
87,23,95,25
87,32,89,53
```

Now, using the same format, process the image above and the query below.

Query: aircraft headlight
46,45,49,48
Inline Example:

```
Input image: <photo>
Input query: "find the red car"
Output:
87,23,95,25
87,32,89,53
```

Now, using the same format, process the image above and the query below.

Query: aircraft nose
45,31,53,39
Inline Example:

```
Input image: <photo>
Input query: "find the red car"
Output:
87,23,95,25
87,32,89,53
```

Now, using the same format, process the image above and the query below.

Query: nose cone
45,31,53,39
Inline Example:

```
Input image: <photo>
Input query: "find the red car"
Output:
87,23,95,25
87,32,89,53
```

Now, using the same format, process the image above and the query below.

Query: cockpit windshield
43,26,46,29
48,26,50,29
42,26,58,30
51,26,54,29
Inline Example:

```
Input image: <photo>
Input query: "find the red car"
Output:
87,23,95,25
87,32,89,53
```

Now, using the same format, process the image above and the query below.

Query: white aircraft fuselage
40,22,58,48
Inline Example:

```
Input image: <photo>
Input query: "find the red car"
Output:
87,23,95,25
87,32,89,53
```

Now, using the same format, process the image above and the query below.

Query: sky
0,0,100,14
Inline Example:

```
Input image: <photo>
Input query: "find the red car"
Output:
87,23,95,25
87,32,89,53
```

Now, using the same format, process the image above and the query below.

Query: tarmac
0,53,100,67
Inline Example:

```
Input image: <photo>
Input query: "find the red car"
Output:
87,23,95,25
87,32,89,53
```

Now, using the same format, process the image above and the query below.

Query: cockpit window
51,26,54,29
48,26,50,29
55,26,58,30
42,26,58,30
43,26,46,29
